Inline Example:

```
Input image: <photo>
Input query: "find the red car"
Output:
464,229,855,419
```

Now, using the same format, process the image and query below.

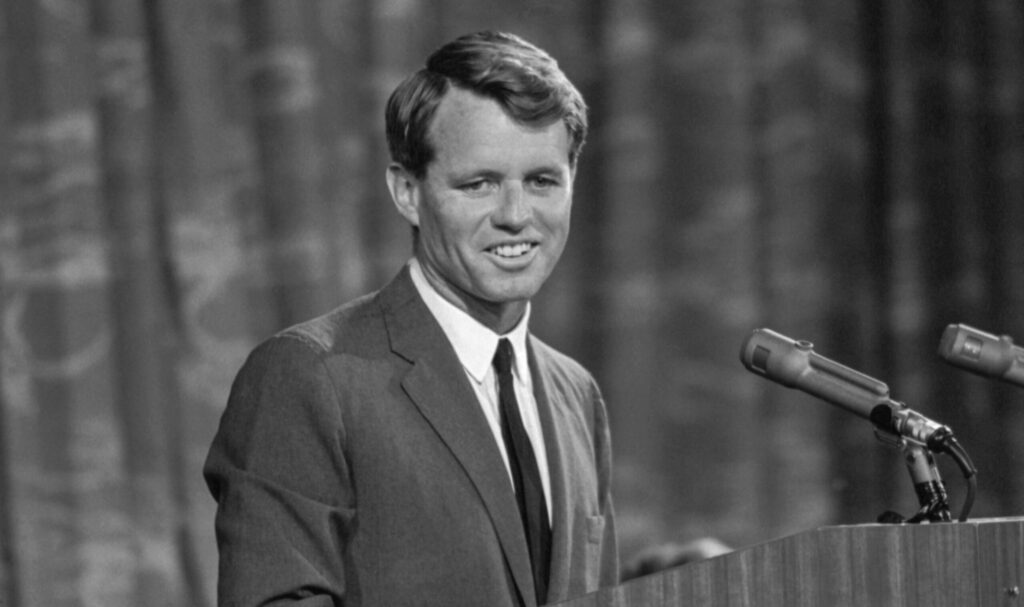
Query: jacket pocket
586,514,605,544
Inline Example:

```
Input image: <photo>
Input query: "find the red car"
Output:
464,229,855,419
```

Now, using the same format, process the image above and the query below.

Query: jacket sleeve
203,335,352,606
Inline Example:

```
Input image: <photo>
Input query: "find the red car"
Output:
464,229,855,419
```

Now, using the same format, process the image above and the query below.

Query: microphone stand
874,432,951,523
868,401,977,524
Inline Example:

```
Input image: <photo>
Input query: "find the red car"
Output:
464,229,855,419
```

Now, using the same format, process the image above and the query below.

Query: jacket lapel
378,268,537,606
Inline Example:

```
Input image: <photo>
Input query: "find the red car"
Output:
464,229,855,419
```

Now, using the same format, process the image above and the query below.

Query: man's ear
386,163,420,227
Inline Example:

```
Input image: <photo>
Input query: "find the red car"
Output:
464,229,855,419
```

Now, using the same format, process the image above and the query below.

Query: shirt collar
408,258,531,384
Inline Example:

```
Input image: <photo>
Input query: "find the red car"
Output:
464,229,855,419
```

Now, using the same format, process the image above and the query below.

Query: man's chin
479,278,544,304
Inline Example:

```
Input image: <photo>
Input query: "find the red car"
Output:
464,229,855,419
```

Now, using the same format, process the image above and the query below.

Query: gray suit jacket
204,267,618,606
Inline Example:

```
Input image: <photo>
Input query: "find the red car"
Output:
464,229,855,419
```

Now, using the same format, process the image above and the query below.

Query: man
204,31,618,606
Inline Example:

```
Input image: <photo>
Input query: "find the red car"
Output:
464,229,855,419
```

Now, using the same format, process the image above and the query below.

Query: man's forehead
426,90,571,169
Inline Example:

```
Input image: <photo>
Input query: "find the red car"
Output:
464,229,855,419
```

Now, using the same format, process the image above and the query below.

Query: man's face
390,88,575,330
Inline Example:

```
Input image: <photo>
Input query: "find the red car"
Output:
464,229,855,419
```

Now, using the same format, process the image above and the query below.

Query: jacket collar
407,258,532,387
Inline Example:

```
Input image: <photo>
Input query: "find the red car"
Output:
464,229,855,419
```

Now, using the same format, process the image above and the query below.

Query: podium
557,517,1024,606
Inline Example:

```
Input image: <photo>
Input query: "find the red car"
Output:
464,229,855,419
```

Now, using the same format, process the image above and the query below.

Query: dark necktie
493,338,551,605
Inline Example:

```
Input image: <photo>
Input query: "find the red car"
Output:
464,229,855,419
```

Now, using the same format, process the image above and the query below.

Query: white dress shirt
408,258,552,517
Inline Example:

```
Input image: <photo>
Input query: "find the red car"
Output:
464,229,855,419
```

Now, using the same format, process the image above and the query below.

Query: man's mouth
489,242,536,258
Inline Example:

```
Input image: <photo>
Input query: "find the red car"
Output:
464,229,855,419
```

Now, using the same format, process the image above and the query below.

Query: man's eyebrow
449,168,503,181
529,163,568,173
524,163,572,179
446,160,570,181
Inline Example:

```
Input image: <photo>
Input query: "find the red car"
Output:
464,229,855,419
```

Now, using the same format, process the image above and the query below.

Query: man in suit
204,30,619,606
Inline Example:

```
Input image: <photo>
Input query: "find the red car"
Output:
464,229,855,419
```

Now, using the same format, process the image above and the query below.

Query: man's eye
459,180,491,193
529,176,560,189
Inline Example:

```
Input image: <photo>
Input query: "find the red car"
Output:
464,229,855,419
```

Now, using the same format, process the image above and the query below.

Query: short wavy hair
385,31,588,179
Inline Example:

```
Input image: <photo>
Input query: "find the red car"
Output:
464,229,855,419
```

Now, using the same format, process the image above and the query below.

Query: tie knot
493,338,514,376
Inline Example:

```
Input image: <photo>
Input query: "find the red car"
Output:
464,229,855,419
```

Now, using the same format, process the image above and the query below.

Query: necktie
493,338,551,605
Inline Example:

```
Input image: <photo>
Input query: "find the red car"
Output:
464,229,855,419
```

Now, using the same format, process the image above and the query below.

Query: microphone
740,328,952,450
938,323,1024,388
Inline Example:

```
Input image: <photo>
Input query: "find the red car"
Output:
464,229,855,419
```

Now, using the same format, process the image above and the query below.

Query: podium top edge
827,516,1024,530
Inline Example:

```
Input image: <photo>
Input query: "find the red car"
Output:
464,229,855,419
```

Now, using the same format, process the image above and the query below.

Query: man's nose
493,182,530,227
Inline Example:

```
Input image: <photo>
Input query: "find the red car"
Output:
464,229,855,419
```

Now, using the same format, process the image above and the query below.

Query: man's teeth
493,243,533,258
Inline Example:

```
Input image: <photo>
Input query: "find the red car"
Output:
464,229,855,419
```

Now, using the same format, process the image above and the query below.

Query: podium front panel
556,517,1024,607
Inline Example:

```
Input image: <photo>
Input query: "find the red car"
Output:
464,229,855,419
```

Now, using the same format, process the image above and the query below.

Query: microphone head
740,327,890,418
938,323,1024,388
938,323,1015,376
740,328,816,388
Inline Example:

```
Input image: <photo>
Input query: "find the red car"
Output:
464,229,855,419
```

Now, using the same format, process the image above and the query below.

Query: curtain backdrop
2,0,1022,605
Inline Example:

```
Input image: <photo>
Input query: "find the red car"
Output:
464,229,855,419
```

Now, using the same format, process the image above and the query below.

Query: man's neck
413,259,528,335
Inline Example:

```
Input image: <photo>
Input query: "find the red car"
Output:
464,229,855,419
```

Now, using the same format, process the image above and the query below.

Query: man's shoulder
275,290,386,355
266,267,421,358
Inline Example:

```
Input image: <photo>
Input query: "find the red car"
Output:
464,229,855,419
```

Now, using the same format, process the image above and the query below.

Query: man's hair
385,31,588,179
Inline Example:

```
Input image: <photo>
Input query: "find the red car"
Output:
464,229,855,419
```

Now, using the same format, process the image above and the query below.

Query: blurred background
2,0,1023,605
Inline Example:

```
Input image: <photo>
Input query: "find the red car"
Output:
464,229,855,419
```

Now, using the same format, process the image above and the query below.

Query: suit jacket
204,267,619,606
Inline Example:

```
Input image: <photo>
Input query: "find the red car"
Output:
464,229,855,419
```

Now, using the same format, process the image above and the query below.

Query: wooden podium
557,517,1024,606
